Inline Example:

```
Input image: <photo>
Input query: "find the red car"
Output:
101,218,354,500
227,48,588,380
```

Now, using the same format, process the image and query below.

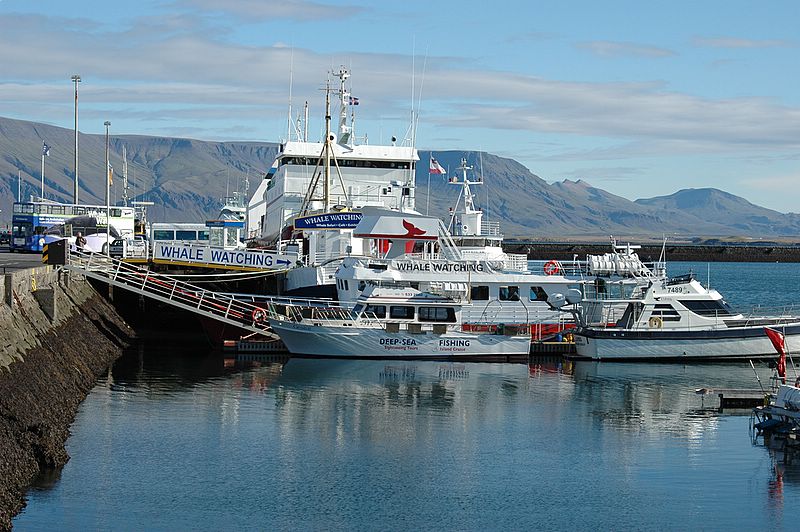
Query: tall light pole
71,75,81,204
104,120,111,256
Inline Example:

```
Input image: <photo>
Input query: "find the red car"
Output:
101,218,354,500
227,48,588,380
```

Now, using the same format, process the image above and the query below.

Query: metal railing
63,249,310,340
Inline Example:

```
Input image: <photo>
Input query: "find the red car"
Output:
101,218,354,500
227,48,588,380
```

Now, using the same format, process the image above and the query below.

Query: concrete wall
0,266,135,528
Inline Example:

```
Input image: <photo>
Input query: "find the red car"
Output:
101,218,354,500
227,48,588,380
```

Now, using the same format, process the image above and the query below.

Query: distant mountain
1,116,798,239
634,188,800,237
0,116,277,224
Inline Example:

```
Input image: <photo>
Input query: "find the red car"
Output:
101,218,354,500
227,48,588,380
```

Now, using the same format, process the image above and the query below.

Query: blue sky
1,0,799,214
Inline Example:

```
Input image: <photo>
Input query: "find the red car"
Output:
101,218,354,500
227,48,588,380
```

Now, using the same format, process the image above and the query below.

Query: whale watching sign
294,212,362,230
153,243,297,271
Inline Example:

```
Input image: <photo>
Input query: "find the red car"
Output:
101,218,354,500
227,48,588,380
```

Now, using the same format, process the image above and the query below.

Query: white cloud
172,0,365,21
693,36,794,49
2,11,800,160
577,40,676,58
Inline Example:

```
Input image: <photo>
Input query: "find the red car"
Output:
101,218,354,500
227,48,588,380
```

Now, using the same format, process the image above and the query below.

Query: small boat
267,285,532,359
570,272,800,360
751,328,800,456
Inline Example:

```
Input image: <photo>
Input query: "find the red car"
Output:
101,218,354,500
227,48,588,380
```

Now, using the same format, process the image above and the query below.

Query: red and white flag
765,327,787,383
429,156,445,175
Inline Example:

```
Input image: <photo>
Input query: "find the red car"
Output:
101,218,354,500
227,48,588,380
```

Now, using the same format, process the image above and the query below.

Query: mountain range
2,116,799,240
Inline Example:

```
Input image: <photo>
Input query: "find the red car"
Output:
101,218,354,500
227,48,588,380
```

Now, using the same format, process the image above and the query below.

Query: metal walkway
64,249,287,340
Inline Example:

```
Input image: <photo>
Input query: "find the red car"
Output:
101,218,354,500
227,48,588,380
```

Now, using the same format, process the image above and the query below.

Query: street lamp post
104,120,111,256
71,75,81,205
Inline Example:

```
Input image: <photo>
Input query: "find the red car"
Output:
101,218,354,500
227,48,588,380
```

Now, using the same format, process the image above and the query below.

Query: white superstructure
246,68,418,294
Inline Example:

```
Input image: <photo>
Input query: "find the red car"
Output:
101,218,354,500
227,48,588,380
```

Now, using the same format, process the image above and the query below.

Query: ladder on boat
63,249,283,340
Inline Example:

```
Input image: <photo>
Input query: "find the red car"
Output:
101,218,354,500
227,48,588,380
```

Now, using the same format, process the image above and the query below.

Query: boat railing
481,220,502,236
738,304,800,325
503,253,529,272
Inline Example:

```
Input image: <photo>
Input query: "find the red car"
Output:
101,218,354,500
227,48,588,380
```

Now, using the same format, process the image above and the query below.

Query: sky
1,0,799,213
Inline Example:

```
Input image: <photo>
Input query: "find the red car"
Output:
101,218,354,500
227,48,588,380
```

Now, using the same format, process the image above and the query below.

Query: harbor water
14,262,800,530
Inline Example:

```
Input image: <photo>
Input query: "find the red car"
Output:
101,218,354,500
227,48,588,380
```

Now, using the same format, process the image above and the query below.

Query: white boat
572,272,800,360
267,284,532,359
334,195,662,339
246,68,418,296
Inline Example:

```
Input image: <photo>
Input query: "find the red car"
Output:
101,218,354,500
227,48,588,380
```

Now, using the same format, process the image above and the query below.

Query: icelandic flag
42,142,50,156
348,96,359,106
429,156,445,175
765,327,787,383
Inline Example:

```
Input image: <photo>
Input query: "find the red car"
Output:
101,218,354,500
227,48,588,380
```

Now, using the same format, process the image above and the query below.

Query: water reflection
14,348,798,530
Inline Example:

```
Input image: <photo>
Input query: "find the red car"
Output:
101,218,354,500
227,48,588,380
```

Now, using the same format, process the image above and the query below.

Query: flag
429,156,445,175
765,327,787,384
348,96,359,105
108,162,114,185
42,142,50,157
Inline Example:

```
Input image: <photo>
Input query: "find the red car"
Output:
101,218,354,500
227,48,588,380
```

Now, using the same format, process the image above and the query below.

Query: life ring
543,260,560,275
648,316,663,328
252,307,268,324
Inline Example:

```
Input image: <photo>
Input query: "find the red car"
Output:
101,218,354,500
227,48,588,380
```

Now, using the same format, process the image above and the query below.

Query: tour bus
10,201,136,253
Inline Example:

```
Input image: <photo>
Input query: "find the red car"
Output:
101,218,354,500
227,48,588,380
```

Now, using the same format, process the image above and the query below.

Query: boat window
499,286,520,302
471,285,489,300
679,299,734,317
344,280,349,291
418,306,457,323
364,304,386,318
389,306,415,319
153,230,175,240
530,286,548,301
358,281,366,291
176,230,198,240
651,304,681,321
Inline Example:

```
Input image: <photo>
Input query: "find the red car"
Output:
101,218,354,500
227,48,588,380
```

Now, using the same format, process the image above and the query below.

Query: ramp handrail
65,249,282,339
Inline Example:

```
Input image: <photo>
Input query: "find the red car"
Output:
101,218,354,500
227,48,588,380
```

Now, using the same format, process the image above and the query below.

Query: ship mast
324,77,331,211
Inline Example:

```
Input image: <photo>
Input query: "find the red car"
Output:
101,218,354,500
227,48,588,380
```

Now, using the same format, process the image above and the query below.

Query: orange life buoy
543,260,560,275
252,307,268,324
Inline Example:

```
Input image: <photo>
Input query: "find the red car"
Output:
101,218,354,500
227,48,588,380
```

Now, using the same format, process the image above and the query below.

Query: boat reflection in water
14,348,799,530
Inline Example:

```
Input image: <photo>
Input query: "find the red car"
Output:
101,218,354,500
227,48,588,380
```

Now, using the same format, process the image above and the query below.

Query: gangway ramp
64,250,287,340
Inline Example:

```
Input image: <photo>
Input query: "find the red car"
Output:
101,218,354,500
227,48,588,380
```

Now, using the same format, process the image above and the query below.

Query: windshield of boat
679,299,735,317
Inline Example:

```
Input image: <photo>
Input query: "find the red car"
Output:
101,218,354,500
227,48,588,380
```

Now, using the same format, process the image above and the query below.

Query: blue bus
10,201,136,253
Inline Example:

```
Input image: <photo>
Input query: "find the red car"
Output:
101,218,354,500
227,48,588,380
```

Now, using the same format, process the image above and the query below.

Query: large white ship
247,68,419,296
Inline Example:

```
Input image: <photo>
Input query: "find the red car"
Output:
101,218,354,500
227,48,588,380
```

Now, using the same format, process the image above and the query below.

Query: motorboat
335,201,663,340
571,272,800,360
267,284,532,359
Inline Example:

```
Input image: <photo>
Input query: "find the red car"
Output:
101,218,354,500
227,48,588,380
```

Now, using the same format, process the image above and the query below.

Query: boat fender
648,316,663,328
252,307,268,324
543,260,560,275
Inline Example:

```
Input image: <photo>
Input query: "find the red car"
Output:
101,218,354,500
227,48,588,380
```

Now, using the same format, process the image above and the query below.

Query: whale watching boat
246,68,418,297
267,284,532,359
333,171,665,340
571,271,800,360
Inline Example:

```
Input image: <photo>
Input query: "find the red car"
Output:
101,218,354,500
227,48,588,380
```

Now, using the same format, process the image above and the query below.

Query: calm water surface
14,262,800,530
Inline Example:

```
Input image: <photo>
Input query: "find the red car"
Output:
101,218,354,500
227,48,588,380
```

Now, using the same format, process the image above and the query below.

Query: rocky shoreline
0,269,134,530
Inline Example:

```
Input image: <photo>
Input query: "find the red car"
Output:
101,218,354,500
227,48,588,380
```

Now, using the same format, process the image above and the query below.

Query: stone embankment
0,266,134,530
505,242,800,263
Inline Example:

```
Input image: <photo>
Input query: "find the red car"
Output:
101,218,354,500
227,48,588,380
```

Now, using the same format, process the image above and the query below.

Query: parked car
109,235,148,259
0,231,10,245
